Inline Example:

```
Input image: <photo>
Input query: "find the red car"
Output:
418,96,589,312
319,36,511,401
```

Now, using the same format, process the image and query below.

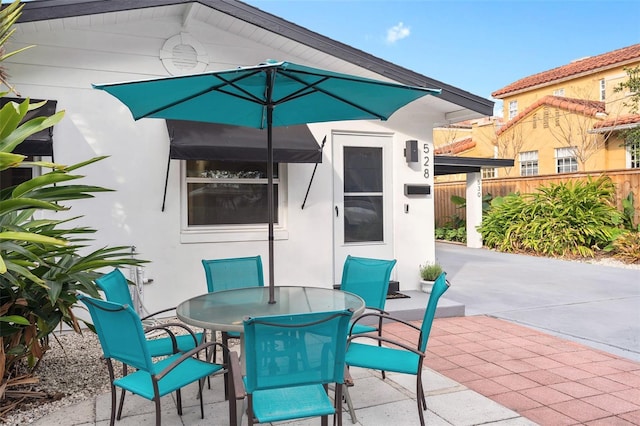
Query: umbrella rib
277,71,388,120
137,70,267,119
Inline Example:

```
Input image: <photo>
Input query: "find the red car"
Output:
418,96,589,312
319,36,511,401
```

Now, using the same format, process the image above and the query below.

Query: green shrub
480,177,622,257
609,231,640,263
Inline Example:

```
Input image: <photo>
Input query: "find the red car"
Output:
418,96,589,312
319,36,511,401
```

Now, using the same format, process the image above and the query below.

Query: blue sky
244,0,640,115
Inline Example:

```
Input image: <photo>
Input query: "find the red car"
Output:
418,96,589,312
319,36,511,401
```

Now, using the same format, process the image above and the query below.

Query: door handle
335,206,339,217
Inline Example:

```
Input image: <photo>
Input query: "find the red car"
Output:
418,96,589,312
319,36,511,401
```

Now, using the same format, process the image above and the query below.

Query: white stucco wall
6,8,441,313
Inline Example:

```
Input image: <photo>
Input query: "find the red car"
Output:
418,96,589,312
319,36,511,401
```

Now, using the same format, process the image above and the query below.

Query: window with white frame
184,160,280,227
553,88,565,96
519,151,538,176
555,147,578,173
628,138,640,169
482,168,497,179
599,79,606,101
508,100,518,120
0,156,42,189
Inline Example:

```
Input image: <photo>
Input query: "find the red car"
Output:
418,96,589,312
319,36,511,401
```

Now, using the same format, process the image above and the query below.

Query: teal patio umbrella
93,60,440,304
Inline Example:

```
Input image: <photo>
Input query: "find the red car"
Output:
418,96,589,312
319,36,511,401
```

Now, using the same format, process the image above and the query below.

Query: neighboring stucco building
4,0,493,311
435,43,640,179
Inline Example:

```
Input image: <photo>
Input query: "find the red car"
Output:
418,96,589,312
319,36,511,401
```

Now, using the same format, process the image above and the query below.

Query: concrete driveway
435,242,640,362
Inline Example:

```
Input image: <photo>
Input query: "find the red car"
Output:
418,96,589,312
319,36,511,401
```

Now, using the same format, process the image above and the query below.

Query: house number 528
422,143,430,179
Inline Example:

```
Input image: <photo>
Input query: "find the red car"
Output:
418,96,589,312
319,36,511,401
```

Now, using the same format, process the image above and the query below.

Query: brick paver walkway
384,315,640,425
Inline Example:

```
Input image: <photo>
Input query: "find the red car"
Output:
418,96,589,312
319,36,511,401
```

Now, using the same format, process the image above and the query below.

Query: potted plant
419,262,444,293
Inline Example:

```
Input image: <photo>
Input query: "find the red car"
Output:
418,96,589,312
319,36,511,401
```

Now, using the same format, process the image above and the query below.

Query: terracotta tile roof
496,96,606,136
435,137,475,155
492,44,640,98
593,113,640,129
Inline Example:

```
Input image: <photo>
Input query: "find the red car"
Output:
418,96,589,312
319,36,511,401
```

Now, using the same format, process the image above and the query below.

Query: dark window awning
166,120,322,163
435,155,514,176
0,97,57,156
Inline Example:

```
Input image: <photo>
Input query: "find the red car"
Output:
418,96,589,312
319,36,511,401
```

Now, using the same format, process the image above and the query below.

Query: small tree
0,98,146,403
613,66,640,149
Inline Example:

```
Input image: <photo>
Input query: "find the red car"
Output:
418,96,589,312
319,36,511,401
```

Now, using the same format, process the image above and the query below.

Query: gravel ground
2,257,638,425
1,331,110,426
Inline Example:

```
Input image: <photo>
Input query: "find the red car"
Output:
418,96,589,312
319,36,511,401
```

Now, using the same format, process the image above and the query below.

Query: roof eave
589,122,640,133
18,0,494,117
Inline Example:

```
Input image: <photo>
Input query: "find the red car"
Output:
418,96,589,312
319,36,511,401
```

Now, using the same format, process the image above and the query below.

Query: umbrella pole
266,71,276,304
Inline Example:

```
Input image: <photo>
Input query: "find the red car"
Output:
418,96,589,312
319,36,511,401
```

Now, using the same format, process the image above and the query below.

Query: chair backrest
418,272,450,352
243,309,353,393
201,255,264,293
95,268,134,306
340,255,397,310
79,295,153,372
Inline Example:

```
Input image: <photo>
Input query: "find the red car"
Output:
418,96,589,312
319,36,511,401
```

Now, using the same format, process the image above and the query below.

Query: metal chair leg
342,384,358,424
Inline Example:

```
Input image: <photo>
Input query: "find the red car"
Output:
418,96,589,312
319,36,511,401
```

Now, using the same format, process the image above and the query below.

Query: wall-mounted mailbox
405,140,418,163
404,184,431,196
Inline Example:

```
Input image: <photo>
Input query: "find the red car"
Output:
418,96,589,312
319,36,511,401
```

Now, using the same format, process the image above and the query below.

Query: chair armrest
348,312,420,336
155,340,225,380
143,324,179,352
228,352,246,400
141,306,177,320
144,322,201,351
347,333,425,356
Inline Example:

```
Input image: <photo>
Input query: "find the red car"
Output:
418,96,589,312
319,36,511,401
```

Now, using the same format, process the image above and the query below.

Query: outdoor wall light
405,139,419,163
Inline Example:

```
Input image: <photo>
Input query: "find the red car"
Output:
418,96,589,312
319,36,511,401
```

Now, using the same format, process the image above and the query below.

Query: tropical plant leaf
0,315,30,325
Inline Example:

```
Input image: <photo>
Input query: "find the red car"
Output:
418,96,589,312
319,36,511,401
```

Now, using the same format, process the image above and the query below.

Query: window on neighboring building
553,88,565,96
508,101,518,120
600,79,606,101
555,147,578,173
543,107,549,128
482,168,497,179
0,156,41,189
519,151,538,176
184,160,280,227
628,139,640,169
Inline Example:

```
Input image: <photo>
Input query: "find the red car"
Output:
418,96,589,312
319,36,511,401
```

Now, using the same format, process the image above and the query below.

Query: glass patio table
176,286,365,333
177,286,364,421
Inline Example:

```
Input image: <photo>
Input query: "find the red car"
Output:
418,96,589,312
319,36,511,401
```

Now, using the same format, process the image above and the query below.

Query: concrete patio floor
33,314,640,425
33,333,534,426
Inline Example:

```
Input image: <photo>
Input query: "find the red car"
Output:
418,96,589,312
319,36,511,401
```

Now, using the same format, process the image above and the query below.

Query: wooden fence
434,169,640,227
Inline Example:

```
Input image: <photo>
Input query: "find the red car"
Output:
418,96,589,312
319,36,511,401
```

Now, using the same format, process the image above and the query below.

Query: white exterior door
333,132,394,283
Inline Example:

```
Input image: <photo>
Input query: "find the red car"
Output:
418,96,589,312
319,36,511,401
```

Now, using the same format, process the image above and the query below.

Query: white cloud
386,22,410,45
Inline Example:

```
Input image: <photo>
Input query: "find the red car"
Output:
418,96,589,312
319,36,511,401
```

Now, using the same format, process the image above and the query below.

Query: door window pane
344,147,382,192
344,196,383,243
343,146,384,243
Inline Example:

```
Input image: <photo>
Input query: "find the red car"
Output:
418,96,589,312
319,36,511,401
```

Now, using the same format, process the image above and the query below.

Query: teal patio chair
201,256,264,393
201,255,265,293
78,295,238,426
235,309,354,426
339,255,396,422
201,255,264,346
345,272,449,426
340,255,397,340
96,268,204,357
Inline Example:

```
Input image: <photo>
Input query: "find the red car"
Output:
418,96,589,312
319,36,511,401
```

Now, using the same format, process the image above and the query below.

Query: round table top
176,286,365,332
